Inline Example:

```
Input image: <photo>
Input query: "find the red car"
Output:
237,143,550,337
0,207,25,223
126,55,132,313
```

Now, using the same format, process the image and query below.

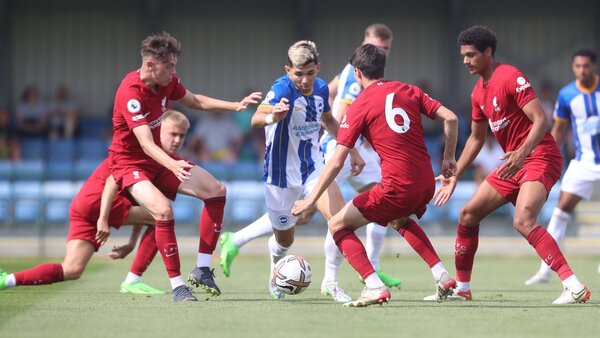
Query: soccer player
434,26,590,304
105,32,261,301
219,23,402,291
292,43,459,307
250,40,364,301
525,48,600,285
0,111,189,296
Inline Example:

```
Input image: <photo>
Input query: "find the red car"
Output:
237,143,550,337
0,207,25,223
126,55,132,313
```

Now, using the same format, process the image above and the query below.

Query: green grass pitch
1,254,599,338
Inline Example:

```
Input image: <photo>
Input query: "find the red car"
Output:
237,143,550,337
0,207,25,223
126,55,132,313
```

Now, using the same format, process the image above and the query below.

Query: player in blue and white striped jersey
526,48,600,284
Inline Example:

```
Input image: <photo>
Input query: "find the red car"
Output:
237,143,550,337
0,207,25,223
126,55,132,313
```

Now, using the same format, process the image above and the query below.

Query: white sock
322,230,344,284
124,272,142,284
430,261,447,281
539,208,571,275
562,275,583,291
169,275,186,290
364,272,385,289
268,235,289,269
196,253,212,268
6,274,16,288
365,222,387,270
456,281,470,292
233,213,272,248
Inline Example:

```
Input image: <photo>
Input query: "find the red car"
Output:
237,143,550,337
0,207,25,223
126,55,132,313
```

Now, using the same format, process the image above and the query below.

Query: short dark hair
349,44,386,80
458,25,497,56
365,23,393,41
572,48,597,64
140,32,181,62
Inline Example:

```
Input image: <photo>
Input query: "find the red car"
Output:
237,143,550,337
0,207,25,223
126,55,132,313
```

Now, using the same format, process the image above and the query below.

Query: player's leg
219,213,273,277
314,181,352,302
328,200,390,307
128,181,195,301
454,180,508,300
178,165,226,296
1,239,95,290
515,181,590,304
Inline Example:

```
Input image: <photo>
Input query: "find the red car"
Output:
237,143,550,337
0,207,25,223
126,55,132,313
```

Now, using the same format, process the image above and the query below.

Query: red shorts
485,153,562,205
109,154,189,201
352,182,435,225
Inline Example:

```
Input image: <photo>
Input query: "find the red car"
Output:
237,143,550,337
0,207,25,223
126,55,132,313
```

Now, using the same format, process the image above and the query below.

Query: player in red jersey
292,44,459,307
104,32,261,301
0,110,191,296
433,26,590,304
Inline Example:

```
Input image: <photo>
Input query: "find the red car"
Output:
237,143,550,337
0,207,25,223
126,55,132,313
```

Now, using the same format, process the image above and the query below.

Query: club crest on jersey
161,97,167,112
493,96,501,112
515,76,531,93
127,99,141,113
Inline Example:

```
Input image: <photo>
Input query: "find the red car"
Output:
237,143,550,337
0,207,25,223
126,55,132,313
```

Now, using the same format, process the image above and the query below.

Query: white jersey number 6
385,92,410,134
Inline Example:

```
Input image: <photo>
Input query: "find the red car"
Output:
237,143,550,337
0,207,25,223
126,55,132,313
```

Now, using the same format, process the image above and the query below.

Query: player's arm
496,98,549,180
434,105,459,178
250,98,290,128
551,118,569,145
321,111,364,176
327,77,339,107
132,124,192,181
108,225,143,260
178,90,262,113
292,144,351,216
96,174,119,246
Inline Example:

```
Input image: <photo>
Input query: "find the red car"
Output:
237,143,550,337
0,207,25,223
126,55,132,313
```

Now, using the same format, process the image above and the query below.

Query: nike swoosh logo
165,252,178,257
572,288,587,300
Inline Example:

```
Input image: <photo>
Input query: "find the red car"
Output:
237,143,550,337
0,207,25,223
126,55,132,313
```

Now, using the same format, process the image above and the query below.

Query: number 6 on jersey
385,92,410,133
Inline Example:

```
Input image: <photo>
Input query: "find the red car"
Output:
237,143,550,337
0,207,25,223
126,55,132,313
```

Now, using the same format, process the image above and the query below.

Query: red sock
155,219,181,278
332,229,375,279
198,196,226,254
14,263,64,286
397,219,441,268
130,227,158,276
526,225,573,280
455,224,479,282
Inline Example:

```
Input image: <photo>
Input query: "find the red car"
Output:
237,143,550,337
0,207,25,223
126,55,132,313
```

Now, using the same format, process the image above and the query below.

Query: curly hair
140,32,181,62
458,26,497,56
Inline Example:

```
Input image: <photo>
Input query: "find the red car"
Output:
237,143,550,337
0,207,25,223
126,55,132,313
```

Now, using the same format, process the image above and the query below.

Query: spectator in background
15,86,48,138
48,85,79,139
187,111,242,164
233,89,265,162
472,130,504,185
0,107,21,161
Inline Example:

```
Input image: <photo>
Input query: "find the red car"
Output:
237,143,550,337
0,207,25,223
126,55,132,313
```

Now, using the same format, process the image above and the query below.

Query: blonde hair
287,40,319,67
162,109,190,131
364,23,393,41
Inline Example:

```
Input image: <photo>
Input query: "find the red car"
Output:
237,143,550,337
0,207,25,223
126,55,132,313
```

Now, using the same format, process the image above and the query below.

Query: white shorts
264,171,319,230
560,159,600,200
322,138,382,191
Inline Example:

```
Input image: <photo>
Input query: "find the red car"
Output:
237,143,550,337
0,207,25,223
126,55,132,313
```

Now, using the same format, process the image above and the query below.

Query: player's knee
458,206,475,225
153,204,173,221
62,263,86,281
213,182,226,198
513,215,536,234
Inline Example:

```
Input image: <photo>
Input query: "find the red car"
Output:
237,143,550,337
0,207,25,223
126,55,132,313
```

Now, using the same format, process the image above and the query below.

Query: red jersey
471,64,558,157
337,80,441,191
109,70,186,165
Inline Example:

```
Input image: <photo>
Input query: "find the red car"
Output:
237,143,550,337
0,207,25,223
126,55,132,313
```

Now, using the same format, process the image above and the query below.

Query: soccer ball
272,255,312,295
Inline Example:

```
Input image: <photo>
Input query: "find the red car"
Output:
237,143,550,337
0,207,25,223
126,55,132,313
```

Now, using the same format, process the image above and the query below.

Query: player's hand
349,150,365,176
441,157,457,178
107,243,135,259
496,150,525,180
95,219,111,247
171,160,193,182
236,92,263,111
432,175,458,206
292,198,315,217
271,98,290,122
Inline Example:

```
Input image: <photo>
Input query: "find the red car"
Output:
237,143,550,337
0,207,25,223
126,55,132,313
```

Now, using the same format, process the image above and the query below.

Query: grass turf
0,254,599,338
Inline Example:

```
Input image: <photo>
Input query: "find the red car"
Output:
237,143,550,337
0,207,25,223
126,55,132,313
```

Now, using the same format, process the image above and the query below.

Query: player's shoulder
118,71,144,95
313,77,329,94
557,80,581,101
271,75,294,94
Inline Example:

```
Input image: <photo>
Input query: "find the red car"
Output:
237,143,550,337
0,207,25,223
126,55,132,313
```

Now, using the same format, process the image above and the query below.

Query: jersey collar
576,75,599,94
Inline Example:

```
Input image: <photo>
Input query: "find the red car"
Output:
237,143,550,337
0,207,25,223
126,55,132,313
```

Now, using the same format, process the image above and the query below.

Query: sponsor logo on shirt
340,122,350,129
127,99,141,113
292,123,321,137
148,116,163,130
515,76,531,93
489,117,510,132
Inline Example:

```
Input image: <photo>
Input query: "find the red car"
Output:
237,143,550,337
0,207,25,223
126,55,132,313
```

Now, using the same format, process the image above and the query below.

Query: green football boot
0,269,7,290
219,232,239,277
120,281,166,295
359,270,402,289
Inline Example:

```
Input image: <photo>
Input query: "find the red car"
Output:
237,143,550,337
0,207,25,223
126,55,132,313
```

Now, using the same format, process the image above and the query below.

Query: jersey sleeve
417,87,442,119
507,69,537,109
320,83,331,114
339,71,362,105
337,97,365,148
259,81,289,108
553,89,570,122
169,75,187,101
471,91,486,122
116,88,149,130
